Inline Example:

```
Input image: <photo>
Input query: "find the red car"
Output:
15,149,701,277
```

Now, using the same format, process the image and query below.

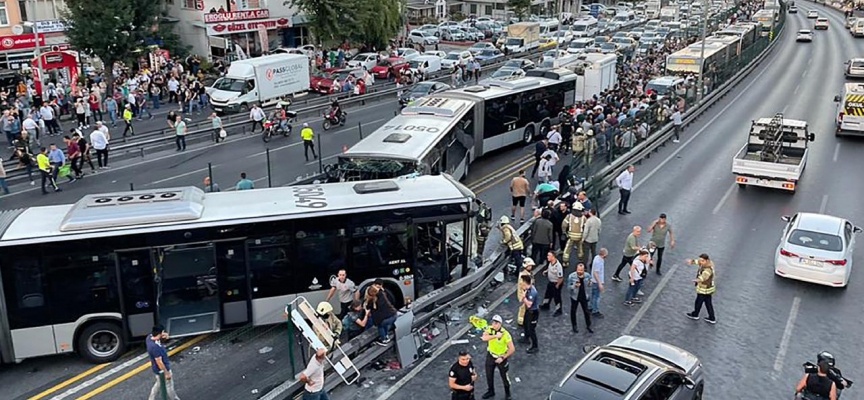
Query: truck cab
732,114,815,192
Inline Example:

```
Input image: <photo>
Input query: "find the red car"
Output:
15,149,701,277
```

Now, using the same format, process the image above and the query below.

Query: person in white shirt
126,92,137,117
96,121,111,141
615,165,635,215
249,104,266,132
546,125,562,152
624,249,649,306
22,114,39,142
540,147,559,169
671,108,683,143
40,104,59,136
298,348,329,400
537,154,554,183
167,77,180,104
89,129,109,169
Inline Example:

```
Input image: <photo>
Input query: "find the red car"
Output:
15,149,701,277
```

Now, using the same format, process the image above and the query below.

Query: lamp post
696,8,709,102
23,21,45,98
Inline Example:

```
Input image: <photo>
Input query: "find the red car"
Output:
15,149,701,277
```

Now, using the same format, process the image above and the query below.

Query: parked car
346,52,379,71
539,37,558,50
370,57,409,79
419,24,439,36
441,27,466,41
487,66,526,81
550,336,704,400
464,27,486,41
409,29,440,45
399,81,452,107
395,48,421,60
309,68,365,94
441,50,474,70
271,45,316,58
612,36,637,52
424,50,448,59
407,55,443,79
775,212,860,287
473,48,505,62
599,42,619,53
502,58,536,70
541,49,569,64
468,41,498,54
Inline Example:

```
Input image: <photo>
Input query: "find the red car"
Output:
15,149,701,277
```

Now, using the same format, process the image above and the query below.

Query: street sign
590,4,601,17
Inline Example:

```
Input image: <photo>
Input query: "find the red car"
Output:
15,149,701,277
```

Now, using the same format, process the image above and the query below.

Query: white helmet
498,215,510,225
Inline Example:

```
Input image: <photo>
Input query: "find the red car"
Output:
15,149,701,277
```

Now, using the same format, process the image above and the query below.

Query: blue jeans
151,95,160,109
0,177,9,194
625,279,642,301
377,314,397,340
302,389,330,400
107,109,117,125
590,285,601,312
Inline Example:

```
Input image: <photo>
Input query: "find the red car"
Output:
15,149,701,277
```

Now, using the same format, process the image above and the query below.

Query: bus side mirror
808,133,815,142
834,95,841,103
781,215,791,222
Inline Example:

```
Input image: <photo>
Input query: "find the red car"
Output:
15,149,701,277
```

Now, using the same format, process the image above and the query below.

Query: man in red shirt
63,133,83,179
88,91,103,123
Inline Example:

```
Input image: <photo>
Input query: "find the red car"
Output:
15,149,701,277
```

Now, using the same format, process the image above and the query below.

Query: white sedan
775,213,860,287
796,29,813,42
807,10,818,18
815,17,829,30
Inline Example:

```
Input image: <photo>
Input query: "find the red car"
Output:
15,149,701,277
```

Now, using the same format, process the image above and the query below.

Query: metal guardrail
583,10,788,207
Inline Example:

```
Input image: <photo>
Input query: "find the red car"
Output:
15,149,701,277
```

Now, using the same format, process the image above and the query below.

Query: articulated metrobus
665,41,730,75
714,22,759,50
331,69,578,182
0,175,485,363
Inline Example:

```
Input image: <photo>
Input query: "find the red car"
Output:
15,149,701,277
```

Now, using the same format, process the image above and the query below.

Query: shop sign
206,17,290,36
0,34,47,50
204,9,270,23
35,20,67,33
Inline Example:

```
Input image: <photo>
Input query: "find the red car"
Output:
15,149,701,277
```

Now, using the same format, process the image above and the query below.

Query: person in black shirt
796,361,837,400
449,351,477,400
531,139,548,178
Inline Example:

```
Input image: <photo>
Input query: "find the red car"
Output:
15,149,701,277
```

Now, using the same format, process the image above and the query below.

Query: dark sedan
473,48,505,62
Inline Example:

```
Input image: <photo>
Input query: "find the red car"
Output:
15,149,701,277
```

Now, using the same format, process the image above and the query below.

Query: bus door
116,249,158,340
214,241,250,329
154,244,220,337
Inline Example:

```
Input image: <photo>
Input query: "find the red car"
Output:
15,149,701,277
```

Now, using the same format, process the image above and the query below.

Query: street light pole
696,8,709,102
26,21,45,98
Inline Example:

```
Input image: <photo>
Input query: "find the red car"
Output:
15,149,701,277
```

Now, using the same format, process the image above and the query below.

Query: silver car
549,336,704,400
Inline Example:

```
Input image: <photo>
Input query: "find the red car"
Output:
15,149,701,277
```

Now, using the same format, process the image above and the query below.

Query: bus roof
0,175,473,246
441,75,573,101
341,97,475,161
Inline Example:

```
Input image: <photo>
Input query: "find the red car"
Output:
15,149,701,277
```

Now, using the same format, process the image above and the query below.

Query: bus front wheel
522,126,535,145
78,322,125,364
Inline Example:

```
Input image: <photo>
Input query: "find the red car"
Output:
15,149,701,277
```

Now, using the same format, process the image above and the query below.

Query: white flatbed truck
731,114,815,193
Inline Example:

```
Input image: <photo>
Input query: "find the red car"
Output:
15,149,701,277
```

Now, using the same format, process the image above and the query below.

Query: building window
0,1,10,26
485,5,492,15
182,0,195,9
470,4,477,14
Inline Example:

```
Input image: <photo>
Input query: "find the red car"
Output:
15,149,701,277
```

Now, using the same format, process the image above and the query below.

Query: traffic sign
590,4,600,17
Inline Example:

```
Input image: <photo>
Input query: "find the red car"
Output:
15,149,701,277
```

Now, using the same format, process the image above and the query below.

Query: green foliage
507,0,531,20
289,0,404,49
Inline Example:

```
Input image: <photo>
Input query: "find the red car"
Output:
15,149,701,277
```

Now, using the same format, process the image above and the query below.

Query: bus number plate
293,186,328,208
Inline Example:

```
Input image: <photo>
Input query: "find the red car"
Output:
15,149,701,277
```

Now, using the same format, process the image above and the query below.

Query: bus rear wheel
78,322,125,364
522,126,535,145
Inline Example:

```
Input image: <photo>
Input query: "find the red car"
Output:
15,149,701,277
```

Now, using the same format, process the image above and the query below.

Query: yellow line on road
473,159,534,194
75,335,208,400
26,364,111,400
465,154,532,190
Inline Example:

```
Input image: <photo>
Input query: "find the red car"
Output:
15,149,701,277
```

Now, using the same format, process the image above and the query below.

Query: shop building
0,0,72,72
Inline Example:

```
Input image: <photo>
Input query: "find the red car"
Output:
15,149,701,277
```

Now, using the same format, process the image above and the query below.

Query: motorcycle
262,110,296,143
799,359,853,400
321,108,347,130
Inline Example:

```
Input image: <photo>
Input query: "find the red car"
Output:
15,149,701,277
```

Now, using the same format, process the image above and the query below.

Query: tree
288,0,404,49
507,0,531,20
61,0,163,95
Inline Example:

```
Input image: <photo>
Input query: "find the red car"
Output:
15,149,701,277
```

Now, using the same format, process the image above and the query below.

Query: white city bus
332,69,577,182
0,175,484,363
665,40,731,75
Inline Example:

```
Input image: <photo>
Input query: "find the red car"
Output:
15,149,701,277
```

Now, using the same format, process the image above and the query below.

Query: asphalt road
5,9,858,400
326,5,864,399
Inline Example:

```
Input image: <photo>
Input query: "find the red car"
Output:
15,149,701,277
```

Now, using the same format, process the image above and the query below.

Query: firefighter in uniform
561,203,586,265
499,216,524,269
481,315,515,400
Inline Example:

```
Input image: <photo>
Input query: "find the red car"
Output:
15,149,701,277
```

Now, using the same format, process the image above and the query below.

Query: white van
408,55,443,79
441,50,473,70
851,19,864,37
567,38,595,54
571,17,599,38
835,83,864,136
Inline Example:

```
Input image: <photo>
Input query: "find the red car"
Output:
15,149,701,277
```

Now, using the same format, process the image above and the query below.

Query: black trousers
524,309,539,349
614,255,635,278
570,297,591,331
40,170,58,193
531,243,550,268
69,157,82,177
542,281,562,310
250,120,264,132
338,301,351,320
618,188,631,212
452,391,475,400
693,293,715,320
304,140,317,160
95,149,108,167
655,247,666,274
175,135,186,151
78,152,95,172
123,120,134,136
484,353,511,395
531,155,541,177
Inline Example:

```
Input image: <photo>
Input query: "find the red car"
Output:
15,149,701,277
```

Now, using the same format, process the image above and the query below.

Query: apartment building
0,0,71,71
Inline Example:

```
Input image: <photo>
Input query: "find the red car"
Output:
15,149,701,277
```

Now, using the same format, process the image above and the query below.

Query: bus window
247,234,294,299
484,96,522,138
2,254,49,329
350,223,410,272
295,225,348,282
44,251,119,324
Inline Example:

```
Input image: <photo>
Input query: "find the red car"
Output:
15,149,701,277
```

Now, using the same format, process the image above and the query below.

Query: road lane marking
819,195,829,213
465,154,532,189
471,158,534,194
245,117,391,160
794,83,800,95
712,183,737,215
66,335,208,400
833,142,840,162
26,364,111,400
146,166,214,186
802,69,808,78
601,57,775,219
773,296,801,373
782,104,789,114
622,263,680,335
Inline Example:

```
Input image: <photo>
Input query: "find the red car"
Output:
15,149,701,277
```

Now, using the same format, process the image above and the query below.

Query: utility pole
696,6,709,102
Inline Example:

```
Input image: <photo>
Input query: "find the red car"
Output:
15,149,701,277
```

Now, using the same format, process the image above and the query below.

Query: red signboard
206,17,290,35
0,34,47,51
203,9,270,23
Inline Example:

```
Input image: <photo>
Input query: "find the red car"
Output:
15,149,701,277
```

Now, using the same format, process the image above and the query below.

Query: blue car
473,48,504,62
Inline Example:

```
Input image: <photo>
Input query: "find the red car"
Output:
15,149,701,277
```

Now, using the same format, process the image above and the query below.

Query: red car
309,68,365,94
370,57,409,79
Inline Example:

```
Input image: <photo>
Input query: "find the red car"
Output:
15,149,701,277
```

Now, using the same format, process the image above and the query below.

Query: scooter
322,108,347,130
262,110,296,143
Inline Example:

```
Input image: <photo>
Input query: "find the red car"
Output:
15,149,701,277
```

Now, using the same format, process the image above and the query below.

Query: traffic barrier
583,8,788,208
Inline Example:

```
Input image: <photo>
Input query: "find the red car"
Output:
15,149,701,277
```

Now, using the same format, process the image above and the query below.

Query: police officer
449,350,478,400
300,123,318,161
481,315,514,400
